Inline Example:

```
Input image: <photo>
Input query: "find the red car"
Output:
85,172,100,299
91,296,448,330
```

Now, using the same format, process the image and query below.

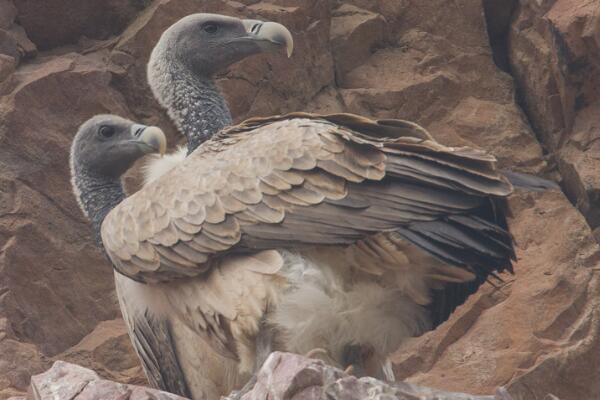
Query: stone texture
1,0,599,399
330,4,387,84
393,189,598,399
333,0,547,174
482,0,518,71
0,1,35,69
0,318,48,399
25,355,511,400
0,54,15,81
12,0,148,50
509,0,600,228
0,0,17,30
230,352,509,400
0,52,138,399
27,361,185,400
54,319,145,386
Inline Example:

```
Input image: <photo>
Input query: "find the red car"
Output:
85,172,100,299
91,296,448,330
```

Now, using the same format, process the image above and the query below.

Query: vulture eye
99,125,115,138
203,23,218,34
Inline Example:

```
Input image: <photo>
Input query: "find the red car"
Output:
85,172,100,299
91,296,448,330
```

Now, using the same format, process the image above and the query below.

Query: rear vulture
74,13,555,400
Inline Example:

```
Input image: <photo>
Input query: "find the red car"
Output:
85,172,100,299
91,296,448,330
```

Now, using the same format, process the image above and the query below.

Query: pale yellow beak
137,126,167,156
242,19,294,58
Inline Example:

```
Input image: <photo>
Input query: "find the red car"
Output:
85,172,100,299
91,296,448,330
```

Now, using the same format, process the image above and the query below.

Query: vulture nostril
251,23,262,34
134,127,145,138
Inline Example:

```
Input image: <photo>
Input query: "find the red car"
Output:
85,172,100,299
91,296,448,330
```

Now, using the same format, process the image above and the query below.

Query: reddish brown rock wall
0,1,598,399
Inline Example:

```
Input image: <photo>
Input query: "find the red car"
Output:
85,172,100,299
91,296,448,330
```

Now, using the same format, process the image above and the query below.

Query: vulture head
71,115,166,179
149,13,293,79
70,115,166,239
146,14,294,161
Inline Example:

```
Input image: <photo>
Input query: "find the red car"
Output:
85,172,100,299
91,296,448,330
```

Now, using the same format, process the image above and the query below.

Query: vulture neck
74,170,125,246
159,65,232,154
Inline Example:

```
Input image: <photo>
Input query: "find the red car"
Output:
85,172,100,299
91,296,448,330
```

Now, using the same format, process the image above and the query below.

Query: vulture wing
102,112,515,352
114,273,191,396
128,311,191,396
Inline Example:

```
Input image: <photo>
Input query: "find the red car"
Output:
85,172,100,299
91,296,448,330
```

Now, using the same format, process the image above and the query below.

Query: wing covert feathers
102,113,514,285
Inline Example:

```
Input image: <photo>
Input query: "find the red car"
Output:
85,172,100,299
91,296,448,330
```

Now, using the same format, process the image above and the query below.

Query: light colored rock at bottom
25,354,517,400
232,352,512,400
27,361,186,400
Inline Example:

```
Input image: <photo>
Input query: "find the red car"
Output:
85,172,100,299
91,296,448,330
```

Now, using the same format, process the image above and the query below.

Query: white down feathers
270,250,432,367
143,146,187,185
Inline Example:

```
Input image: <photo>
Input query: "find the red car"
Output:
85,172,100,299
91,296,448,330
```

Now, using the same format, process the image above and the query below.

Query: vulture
74,14,557,400
101,108,518,390
71,115,247,399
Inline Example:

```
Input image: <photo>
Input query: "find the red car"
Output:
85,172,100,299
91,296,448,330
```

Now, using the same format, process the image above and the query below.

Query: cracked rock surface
0,1,598,400
17,354,510,400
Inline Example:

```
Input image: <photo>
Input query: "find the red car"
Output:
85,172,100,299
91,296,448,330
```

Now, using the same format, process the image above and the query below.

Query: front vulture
102,111,516,381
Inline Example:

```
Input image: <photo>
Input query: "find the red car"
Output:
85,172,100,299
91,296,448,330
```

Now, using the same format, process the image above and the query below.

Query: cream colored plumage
102,113,516,383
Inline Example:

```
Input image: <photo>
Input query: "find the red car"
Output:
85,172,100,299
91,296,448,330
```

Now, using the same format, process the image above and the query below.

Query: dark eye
203,23,218,34
99,125,115,138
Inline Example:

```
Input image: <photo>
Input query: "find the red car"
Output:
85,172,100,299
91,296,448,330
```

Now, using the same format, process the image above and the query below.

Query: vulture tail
501,169,559,192
132,312,192,397
395,198,514,327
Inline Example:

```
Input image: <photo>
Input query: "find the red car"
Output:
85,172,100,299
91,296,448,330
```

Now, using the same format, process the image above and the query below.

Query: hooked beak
241,19,294,58
130,124,167,156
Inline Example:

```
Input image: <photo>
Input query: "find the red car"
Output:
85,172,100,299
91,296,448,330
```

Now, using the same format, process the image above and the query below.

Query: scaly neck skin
154,63,232,154
73,169,125,248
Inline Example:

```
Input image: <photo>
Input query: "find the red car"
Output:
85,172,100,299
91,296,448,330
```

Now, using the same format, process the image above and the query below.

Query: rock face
234,352,511,400
0,0,599,400
22,354,509,400
392,189,600,400
509,0,600,230
27,360,185,400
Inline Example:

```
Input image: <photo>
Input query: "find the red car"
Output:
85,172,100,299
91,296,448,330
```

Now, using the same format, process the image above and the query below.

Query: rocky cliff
0,1,598,399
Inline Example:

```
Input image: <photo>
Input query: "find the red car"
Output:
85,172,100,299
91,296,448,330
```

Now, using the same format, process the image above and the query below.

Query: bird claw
344,364,354,375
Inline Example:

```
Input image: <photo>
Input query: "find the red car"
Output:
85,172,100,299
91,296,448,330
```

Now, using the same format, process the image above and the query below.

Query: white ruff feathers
143,146,187,185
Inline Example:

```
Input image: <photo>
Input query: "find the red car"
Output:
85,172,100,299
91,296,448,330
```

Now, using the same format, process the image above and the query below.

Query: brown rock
0,0,17,30
0,29,19,60
0,52,128,356
55,319,145,386
393,189,599,400
330,4,386,84
13,0,148,50
0,0,598,399
8,25,36,59
482,0,517,71
338,0,546,173
509,0,600,227
332,0,409,23
0,318,48,399
0,52,133,397
0,1,36,69
0,53,15,81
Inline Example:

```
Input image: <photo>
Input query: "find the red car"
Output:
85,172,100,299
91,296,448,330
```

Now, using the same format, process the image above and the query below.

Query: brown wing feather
101,113,513,284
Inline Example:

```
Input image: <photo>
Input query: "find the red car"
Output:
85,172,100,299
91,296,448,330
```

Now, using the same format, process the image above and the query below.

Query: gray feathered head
148,13,293,78
70,115,166,180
